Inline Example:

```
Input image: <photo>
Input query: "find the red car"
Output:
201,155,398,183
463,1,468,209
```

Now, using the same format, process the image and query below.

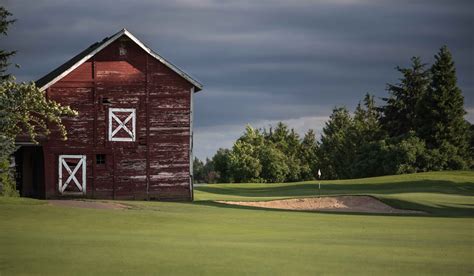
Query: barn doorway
14,146,45,198
58,155,86,195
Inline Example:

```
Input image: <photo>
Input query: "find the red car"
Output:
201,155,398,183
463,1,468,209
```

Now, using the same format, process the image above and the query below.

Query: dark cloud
2,0,473,158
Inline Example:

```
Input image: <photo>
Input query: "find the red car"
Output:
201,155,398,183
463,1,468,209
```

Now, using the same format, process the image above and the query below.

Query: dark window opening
96,154,106,165
119,46,127,56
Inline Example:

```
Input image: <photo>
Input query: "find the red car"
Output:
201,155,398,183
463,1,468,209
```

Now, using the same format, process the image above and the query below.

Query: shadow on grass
377,197,474,218
196,180,474,198
193,199,474,218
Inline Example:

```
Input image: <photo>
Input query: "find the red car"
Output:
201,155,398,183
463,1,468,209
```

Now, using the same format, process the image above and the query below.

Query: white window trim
58,155,86,195
108,108,136,142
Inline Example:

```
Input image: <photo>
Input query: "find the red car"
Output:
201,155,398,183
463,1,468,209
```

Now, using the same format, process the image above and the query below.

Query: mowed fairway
1,171,473,275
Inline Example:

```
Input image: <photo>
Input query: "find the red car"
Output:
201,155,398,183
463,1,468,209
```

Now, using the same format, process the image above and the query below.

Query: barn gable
15,29,201,201
36,28,202,92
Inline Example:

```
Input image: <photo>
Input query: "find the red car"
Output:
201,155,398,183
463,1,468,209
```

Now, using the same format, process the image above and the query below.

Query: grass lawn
1,171,473,275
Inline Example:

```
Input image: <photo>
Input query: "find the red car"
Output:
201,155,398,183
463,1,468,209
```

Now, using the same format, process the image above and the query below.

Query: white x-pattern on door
58,155,86,195
109,108,136,142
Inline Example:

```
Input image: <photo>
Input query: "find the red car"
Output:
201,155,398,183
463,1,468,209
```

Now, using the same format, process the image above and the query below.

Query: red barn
14,29,203,201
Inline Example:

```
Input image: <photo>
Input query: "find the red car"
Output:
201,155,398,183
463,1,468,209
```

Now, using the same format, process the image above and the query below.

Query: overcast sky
2,0,473,159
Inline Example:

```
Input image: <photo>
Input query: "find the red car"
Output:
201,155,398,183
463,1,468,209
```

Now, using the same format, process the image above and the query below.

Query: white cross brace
108,108,136,142
58,155,86,195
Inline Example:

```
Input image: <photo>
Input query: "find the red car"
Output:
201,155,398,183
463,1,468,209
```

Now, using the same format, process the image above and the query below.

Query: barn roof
36,28,203,92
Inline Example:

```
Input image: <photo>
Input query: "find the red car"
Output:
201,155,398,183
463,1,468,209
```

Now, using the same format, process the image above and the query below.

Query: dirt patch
48,200,129,210
217,196,424,214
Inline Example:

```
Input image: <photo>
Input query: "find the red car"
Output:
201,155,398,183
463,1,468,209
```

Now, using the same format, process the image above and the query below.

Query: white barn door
58,155,86,195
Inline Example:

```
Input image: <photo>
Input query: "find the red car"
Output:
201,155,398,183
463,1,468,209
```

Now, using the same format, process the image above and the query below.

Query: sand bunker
48,200,128,210
217,196,423,214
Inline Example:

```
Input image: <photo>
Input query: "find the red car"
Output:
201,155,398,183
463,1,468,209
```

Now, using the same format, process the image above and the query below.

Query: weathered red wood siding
43,36,193,200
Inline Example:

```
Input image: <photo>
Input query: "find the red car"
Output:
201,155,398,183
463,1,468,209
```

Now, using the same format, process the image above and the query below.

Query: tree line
194,46,473,183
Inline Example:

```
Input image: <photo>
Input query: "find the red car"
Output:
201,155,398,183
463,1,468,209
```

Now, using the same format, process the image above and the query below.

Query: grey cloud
1,0,473,158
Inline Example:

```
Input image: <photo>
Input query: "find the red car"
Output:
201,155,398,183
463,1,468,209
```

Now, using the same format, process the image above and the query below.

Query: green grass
196,171,474,216
0,171,473,275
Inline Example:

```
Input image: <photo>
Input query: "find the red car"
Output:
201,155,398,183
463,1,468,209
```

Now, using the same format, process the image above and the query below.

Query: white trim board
39,29,203,92
189,86,194,198
58,155,86,195
108,108,136,142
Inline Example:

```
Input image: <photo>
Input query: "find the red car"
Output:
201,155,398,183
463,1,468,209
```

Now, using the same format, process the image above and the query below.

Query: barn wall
43,35,193,200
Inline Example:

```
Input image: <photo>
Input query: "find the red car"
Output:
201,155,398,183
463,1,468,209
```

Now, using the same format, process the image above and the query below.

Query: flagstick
317,169,322,199
318,176,321,209
318,176,322,209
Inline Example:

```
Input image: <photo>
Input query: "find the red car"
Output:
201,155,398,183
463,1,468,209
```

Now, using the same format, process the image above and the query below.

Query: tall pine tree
417,46,470,168
0,7,16,80
351,94,387,177
354,93,383,141
381,57,429,137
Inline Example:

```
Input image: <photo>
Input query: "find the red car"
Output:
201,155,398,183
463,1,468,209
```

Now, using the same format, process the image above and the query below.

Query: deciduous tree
0,7,77,196
212,148,232,183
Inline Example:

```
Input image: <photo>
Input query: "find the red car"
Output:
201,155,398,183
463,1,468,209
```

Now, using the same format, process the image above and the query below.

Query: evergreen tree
299,129,318,180
0,7,16,80
417,46,469,169
317,107,355,179
354,94,383,141
381,57,429,137
284,129,302,182
351,94,387,177
268,122,290,153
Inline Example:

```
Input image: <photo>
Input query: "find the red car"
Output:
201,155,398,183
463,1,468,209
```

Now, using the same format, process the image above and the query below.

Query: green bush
0,158,18,197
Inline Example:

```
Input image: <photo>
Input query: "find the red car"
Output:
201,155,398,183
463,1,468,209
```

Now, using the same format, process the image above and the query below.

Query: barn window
108,108,136,142
96,154,106,165
119,44,127,56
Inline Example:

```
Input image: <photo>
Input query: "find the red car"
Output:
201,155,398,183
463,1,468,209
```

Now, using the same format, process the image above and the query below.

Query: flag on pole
317,169,321,197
